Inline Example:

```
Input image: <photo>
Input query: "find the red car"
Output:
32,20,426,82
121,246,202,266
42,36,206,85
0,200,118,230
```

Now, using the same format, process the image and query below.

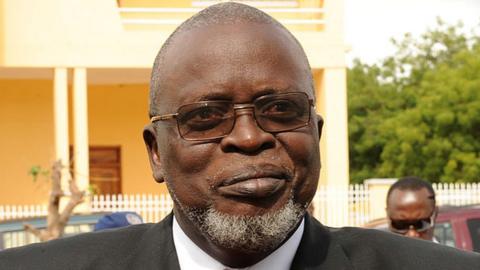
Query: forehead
388,188,434,212
157,22,311,108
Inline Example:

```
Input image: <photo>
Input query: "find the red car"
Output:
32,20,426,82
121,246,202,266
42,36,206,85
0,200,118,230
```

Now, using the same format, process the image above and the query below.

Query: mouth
216,165,292,199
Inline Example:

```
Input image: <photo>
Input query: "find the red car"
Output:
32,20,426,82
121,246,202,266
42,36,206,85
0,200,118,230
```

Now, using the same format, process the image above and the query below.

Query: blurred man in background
386,176,438,241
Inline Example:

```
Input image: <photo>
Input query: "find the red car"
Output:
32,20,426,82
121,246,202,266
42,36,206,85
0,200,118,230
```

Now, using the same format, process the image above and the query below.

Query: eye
260,100,303,120
195,107,222,120
179,104,230,131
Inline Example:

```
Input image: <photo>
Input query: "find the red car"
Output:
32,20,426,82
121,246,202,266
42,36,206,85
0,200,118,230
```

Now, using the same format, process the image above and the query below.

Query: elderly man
1,3,479,270
386,176,438,241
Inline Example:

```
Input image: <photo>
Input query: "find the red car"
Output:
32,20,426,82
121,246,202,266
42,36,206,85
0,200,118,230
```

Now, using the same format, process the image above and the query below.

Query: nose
220,108,275,153
405,226,421,239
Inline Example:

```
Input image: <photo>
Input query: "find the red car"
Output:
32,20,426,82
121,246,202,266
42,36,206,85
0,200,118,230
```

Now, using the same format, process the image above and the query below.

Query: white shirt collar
172,216,305,270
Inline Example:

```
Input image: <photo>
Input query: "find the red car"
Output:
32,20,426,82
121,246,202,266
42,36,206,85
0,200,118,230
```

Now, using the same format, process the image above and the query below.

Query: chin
184,197,306,253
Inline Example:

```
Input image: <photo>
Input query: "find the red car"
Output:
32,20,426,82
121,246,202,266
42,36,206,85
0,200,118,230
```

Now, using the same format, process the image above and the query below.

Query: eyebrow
251,88,280,100
186,87,294,103
195,92,233,102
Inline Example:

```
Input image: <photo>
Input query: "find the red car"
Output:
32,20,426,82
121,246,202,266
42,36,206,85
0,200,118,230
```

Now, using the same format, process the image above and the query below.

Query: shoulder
328,226,480,270
0,216,174,270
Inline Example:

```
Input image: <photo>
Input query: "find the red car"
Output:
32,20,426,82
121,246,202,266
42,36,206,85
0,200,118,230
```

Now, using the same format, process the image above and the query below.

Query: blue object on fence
94,211,143,231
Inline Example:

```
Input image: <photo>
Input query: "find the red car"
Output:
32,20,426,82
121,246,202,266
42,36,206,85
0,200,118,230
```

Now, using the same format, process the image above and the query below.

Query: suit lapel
127,213,181,270
290,214,353,270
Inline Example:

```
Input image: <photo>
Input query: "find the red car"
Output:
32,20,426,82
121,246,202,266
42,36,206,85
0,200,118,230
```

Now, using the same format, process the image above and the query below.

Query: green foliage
28,165,50,182
87,184,99,195
348,19,480,184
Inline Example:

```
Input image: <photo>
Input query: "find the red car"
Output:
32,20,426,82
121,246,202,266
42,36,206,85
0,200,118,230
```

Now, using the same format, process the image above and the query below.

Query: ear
143,124,164,183
316,114,324,139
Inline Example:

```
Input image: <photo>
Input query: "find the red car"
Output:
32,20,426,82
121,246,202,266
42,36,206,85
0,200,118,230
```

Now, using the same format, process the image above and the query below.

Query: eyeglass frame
388,209,437,234
150,92,315,141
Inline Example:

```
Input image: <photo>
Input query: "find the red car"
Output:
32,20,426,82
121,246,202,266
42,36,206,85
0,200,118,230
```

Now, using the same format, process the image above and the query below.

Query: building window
71,146,122,195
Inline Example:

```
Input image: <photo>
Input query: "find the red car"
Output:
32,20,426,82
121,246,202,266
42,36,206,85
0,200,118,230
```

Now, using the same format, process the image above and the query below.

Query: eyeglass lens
175,92,311,140
390,218,432,233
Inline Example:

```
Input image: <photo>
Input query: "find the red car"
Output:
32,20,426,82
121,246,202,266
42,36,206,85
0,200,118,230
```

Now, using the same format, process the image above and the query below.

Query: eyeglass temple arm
151,114,178,123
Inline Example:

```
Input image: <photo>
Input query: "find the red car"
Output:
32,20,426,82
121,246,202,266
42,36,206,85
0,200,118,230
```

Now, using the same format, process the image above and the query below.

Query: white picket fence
435,183,480,206
1,183,480,227
311,185,371,227
91,193,174,223
0,205,48,221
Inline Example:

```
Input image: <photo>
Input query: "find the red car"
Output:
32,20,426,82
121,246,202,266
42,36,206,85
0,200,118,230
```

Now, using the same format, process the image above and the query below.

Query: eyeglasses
150,92,314,141
389,210,436,234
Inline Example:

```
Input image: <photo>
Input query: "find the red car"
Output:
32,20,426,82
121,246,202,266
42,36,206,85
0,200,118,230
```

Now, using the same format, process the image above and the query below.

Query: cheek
278,131,320,204
158,128,217,176
160,139,217,206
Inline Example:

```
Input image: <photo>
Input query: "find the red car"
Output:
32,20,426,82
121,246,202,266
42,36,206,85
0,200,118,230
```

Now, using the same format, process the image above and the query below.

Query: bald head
386,177,437,241
149,2,312,117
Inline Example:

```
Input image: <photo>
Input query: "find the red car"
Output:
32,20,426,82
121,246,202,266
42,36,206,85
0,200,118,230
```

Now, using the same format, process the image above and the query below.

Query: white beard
180,197,306,253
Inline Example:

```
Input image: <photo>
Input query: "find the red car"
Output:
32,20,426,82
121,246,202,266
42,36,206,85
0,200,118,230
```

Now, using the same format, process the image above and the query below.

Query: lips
216,165,292,199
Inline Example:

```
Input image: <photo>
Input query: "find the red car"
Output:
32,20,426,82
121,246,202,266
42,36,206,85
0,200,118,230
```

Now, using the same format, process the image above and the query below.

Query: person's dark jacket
0,213,479,269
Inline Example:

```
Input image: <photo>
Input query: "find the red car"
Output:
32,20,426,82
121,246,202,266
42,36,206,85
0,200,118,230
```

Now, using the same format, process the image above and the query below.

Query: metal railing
191,1,300,8
117,6,325,26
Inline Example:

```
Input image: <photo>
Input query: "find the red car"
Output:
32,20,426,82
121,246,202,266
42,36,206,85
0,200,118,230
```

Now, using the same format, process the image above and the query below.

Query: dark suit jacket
0,213,479,269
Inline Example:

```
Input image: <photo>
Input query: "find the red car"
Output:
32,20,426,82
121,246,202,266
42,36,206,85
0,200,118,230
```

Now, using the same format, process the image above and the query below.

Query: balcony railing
118,7,325,27
191,1,300,8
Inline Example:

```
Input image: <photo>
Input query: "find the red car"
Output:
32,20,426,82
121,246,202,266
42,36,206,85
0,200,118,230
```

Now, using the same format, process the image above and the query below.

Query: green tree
348,20,480,183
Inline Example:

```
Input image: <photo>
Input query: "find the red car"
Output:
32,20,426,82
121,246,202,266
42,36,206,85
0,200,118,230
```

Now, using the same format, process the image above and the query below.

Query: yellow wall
86,83,167,195
0,80,168,205
0,79,55,204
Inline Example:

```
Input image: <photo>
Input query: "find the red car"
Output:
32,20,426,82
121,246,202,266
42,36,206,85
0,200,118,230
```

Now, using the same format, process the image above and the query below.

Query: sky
344,0,480,66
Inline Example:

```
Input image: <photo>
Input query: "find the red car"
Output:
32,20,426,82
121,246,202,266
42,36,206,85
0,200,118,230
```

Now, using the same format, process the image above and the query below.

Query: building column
320,68,349,187
53,68,70,188
315,68,349,188
313,68,349,227
72,68,89,192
